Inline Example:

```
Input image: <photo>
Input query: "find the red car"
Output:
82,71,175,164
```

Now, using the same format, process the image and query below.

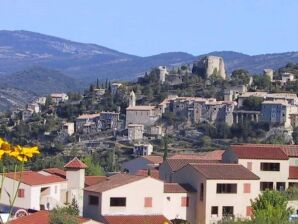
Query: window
260,182,273,191
181,197,189,207
246,206,252,217
144,197,152,208
216,184,237,193
211,206,218,215
243,183,251,193
260,163,280,171
200,183,204,201
89,195,99,206
18,189,25,198
222,206,234,217
247,162,252,171
110,197,126,207
277,182,286,191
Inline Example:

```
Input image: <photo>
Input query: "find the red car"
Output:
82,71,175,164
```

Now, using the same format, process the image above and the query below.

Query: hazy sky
1,0,298,56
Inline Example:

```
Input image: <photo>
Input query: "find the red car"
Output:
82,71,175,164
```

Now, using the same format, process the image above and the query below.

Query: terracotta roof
84,173,146,193
43,168,107,187
169,150,224,160
10,211,90,224
85,176,108,187
127,106,156,111
135,168,160,179
289,166,298,179
164,183,196,193
280,145,298,157
5,171,66,186
143,155,163,164
43,168,66,178
190,163,260,180
64,157,88,169
231,144,288,160
103,215,171,224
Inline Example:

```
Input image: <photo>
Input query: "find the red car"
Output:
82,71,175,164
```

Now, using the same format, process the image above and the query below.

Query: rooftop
126,105,156,111
84,173,146,193
231,144,289,160
103,215,170,224
190,163,260,180
143,155,163,164
164,183,196,193
10,211,90,224
77,113,101,120
64,157,88,169
5,171,66,186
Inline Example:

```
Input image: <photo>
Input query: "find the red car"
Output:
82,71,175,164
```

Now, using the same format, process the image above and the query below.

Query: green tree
49,205,79,224
242,96,264,111
82,156,105,176
251,190,293,224
231,69,251,85
163,135,168,161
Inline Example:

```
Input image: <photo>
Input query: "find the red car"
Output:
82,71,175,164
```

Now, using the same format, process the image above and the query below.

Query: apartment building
222,144,298,190
172,163,260,224
159,150,224,182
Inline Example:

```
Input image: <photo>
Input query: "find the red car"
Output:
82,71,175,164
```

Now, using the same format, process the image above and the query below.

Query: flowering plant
0,137,40,223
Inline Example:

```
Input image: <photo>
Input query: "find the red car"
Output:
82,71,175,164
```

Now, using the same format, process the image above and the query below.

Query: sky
0,0,298,56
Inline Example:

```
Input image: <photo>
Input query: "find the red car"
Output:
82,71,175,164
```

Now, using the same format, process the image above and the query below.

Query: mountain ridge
1,30,298,82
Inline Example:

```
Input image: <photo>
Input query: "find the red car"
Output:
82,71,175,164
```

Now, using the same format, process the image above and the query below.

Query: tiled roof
164,183,196,193
135,168,160,179
126,106,156,111
167,159,220,172
143,155,163,164
43,168,66,178
43,167,107,187
84,173,146,193
10,211,90,224
289,166,298,179
77,113,101,120
5,171,66,186
231,144,288,160
85,176,108,187
103,215,170,224
64,157,88,169
169,150,224,160
280,145,298,157
190,163,260,180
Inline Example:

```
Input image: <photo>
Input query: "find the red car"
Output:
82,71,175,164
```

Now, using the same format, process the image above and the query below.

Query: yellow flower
10,145,40,162
0,138,12,159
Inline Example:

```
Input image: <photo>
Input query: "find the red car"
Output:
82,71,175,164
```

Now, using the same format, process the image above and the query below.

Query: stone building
158,66,168,84
194,56,226,79
128,124,144,141
263,68,274,81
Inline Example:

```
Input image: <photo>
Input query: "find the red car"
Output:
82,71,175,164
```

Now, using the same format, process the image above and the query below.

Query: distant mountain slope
0,30,298,82
1,67,82,95
0,88,35,112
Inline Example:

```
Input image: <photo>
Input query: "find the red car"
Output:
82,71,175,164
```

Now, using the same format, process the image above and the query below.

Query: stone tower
158,66,168,84
129,90,136,107
64,157,87,216
263,69,273,81
197,56,226,79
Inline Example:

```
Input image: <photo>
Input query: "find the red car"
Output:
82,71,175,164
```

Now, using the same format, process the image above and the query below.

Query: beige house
222,144,298,190
50,93,69,104
0,158,88,215
172,163,260,224
159,150,224,182
127,123,144,141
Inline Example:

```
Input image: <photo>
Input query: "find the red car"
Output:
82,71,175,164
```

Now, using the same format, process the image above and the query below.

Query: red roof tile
190,163,260,180
289,166,298,179
280,145,298,157
164,183,196,193
169,150,224,160
64,157,88,169
43,168,66,178
10,210,90,224
103,215,171,224
85,176,108,187
143,155,163,164
5,171,66,186
231,144,288,160
166,159,220,172
135,168,160,179
84,173,146,193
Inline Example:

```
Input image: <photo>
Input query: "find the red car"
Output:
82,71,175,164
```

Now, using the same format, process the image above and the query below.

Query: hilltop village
2,56,298,223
